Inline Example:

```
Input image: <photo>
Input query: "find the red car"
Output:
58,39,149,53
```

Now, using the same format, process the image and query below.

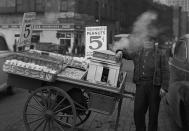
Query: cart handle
123,90,135,99
119,72,135,99
119,72,127,93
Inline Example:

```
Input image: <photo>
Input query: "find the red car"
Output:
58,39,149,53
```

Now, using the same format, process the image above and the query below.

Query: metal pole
98,0,101,25
115,98,123,131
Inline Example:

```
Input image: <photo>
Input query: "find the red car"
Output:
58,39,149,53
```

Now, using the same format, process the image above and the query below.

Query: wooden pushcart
4,52,134,131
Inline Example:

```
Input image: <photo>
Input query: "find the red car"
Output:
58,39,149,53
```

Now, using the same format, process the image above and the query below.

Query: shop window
66,33,71,38
60,39,70,47
56,32,66,38
31,35,40,43
174,40,187,61
0,36,8,51
15,34,20,37
14,34,40,43
59,39,71,55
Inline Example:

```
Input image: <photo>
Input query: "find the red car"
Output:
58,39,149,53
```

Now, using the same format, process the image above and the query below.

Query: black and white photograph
0,0,189,131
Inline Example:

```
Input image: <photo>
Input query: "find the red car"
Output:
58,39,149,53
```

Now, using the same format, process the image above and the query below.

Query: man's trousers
134,81,161,131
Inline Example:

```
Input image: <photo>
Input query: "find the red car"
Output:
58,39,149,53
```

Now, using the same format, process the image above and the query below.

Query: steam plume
113,11,160,53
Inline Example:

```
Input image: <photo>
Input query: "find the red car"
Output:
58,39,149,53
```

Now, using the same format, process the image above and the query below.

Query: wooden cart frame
7,70,134,131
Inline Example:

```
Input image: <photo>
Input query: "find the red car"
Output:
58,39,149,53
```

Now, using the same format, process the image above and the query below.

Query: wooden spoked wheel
23,86,76,131
69,89,91,126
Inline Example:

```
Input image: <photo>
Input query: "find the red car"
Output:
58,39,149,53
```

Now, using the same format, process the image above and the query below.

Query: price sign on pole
85,26,107,58
17,12,36,50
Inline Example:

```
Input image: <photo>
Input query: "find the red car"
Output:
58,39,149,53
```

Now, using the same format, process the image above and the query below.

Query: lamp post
95,0,101,25
98,0,101,25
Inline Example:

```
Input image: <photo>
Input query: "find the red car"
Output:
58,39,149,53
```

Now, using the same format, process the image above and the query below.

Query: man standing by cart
115,37,170,131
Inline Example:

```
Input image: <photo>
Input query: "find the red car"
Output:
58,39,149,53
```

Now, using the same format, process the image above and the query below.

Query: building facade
155,0,189,13
154,0,189,37
0,0,127,52
169,0,189,12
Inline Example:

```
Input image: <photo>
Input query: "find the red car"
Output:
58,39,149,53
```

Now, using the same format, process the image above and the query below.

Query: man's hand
116,51,123,62
160,88,167,98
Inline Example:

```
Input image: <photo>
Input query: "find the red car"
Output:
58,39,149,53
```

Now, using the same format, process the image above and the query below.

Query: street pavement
0,60,136,131
0,88,29,131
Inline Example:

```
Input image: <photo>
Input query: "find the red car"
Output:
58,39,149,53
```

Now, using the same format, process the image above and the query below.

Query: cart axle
44,110,54,119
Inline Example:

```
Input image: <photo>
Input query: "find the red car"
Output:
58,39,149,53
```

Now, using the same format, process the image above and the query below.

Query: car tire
6,86,14,95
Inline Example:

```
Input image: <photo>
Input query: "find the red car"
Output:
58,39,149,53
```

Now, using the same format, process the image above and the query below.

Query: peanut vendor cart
3,49,134,131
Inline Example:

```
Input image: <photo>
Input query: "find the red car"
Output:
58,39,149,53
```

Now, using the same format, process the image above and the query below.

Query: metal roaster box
87,50,121,87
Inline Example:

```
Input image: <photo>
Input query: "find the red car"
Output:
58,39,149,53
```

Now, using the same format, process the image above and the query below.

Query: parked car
158,34,189,131
113,34,130,41
0,36,13,95
169,34,189,83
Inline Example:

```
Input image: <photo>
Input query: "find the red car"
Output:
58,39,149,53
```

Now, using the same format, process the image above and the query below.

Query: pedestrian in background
115,38,170,131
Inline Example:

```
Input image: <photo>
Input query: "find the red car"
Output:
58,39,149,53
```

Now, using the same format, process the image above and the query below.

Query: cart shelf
56,72,129,98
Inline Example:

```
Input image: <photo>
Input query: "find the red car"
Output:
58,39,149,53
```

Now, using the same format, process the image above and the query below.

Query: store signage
18,12,36,47
56,32,71,38
0,24,83,31
34,24,72,30
85,26,107,57
59,12,75,18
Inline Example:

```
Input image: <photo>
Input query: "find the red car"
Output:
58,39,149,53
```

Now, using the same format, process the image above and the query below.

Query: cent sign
85,26,107,57
18,12,36,47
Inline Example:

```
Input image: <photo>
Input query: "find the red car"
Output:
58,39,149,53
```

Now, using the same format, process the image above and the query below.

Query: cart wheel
63,88,91,127
72,89,91,126
23,86,76,131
